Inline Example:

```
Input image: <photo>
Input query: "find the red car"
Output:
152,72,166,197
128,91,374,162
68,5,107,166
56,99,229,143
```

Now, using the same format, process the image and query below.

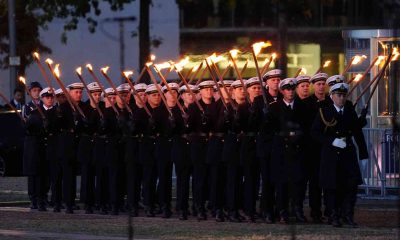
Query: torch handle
76,73,104,118
122,73,152,117
101,71,133,114
187,61,204,85
261,56,273,76
211,60,237,110
34,59,54,90
240,60,249,76
176,67,205,113
205,61,229,110
145,66,173,116
293,68,302,78
229,53,251,104
251,48,268,107
134,67,146,84
195,67,208,86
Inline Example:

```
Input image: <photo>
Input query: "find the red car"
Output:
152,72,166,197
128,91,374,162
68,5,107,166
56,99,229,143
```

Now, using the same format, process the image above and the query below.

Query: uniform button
44,137,47,140
336,131,339,134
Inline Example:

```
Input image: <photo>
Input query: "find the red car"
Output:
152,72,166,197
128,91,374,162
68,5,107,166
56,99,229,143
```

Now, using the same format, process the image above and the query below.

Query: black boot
65,206,74,214
295,207,307,223
85,205,94,214
329,211,342,228
278,210,289,224
145,207,155,217
227,211,241,223
215,209,225,222
162,207,172,219
179,210,188,221
342,215,358,228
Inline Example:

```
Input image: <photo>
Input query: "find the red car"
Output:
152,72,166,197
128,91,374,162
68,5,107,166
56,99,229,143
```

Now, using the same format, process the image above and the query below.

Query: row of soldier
21,69,368,227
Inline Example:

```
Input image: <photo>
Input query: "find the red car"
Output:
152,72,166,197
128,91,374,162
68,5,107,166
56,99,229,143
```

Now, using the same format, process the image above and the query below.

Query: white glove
332,138,346,149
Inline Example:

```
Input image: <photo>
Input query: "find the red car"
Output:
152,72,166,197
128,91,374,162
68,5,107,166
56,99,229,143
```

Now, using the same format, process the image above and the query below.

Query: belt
210,132,224,138
181,134,190,140
193,132,208,137
59,129,74,133
278,131,303,137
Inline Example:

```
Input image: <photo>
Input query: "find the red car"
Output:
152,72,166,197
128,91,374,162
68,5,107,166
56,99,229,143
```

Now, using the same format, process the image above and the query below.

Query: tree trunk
139,0,150,83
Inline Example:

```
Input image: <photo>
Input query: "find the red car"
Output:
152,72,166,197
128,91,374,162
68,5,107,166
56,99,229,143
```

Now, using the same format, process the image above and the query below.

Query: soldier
154,82,181,218
311,82,368,228
56,82,84,214
22,82,42,119
23,87,53,211
254,69,283,223
295,75,311,100
173,84,197,220
94,87,116,214
125,83,147,217
55,88,67,105
77,82,102,214
301,72,329,222
207,80,232,222
187,80,215,221
266,78,309,224
139,84,161,217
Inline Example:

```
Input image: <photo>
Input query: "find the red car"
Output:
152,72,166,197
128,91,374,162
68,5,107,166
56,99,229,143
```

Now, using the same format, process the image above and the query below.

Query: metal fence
359,128,399,199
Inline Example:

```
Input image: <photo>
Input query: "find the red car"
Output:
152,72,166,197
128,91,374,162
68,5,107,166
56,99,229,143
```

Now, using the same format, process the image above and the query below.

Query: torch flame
271,53,277,59
19,76,26,84
101,66,110,74
32,52,40,60
192,64,200,72
262,58,270,65
175,57,190,70
252,41,272,56
351,55,367,65
145,62,153,67
354,74,363,82
300,68,307,75
150,54,156,61
230,49,240,59
54,64,61,78
375,56,386,66
154,62,172,70
86,64,93,71
45,58,53,65
123,71,134,78
76,67,82,75
323,60,331,68
391,47,399,61
207,53,226,64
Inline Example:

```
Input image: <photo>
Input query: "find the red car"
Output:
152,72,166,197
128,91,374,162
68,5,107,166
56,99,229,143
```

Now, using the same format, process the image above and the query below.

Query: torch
145,63,173,116
32,52,53,89
314,60,332,75
100,66,133,114
240,59,249,76
186,61,203,85
229,49,251,104
0,89,25,122
251,41,272,107
45,59,86,118
341,55,367,75
121,71,152,117
153,62,187,115
19,76,45,119
348,55,385,84
205,57,230,110
261,53,277,76
221,62,232,79
75,67,104,118
85,64,119,116
293,68,307,78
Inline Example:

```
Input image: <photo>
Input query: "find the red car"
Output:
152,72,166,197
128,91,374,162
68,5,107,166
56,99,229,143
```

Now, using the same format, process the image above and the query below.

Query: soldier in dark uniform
295,75,311,100
265,78,309,224
77,82,102,214
253,69,283,223
139,84,161,217
125,83,147,217
207,80,232,222
301,73,329,222
22,81,44,209
173,84,197,220
23,87,52,211
187,80,215,221
153,82,181,218
311,82,368,228
56,82,85,214
94,87,116,214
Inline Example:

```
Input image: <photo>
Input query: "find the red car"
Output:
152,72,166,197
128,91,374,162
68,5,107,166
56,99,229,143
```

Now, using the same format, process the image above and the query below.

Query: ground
0,177,398,240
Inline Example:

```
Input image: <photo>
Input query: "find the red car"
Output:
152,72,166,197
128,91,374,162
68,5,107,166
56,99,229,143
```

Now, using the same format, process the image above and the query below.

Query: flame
271,53,277,59
230,49,240,59
123,71,134,78
101,66,110,74
353,74,363,82
391,47,399,61
300,68,307,75
375,56,386,66
207,53,226,64
145,62,153,67
75,67,82,75
86,64,93,71
154,62,172,70
192,64,200,72
19,76,26,85
323,60,331,68
175,57,190,70
45,58,53,65
32,52,40,60
252,41,272,56
150,54,156,61
351,55,367,65
262,58,270,65
54,64,61,78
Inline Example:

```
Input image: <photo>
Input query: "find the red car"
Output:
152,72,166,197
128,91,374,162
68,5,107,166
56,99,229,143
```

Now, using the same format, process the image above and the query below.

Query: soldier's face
14,91,24,102
165,90,177,107
331,93,346,108
147,92,161,107
105,94,116,106
56,95,67,104
296,82,310,99
116,92,128,106
41,96,54,107
233,87,245,101
313,81,326,95
220,87,231,100
90,92,101,104
182,92,194,105
69,89,82,102
247,84,262,99
200,87,213,100
213,90,220,101
281,88,295,102
134,92,147,106
30,87,41,100
267,78,280,91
